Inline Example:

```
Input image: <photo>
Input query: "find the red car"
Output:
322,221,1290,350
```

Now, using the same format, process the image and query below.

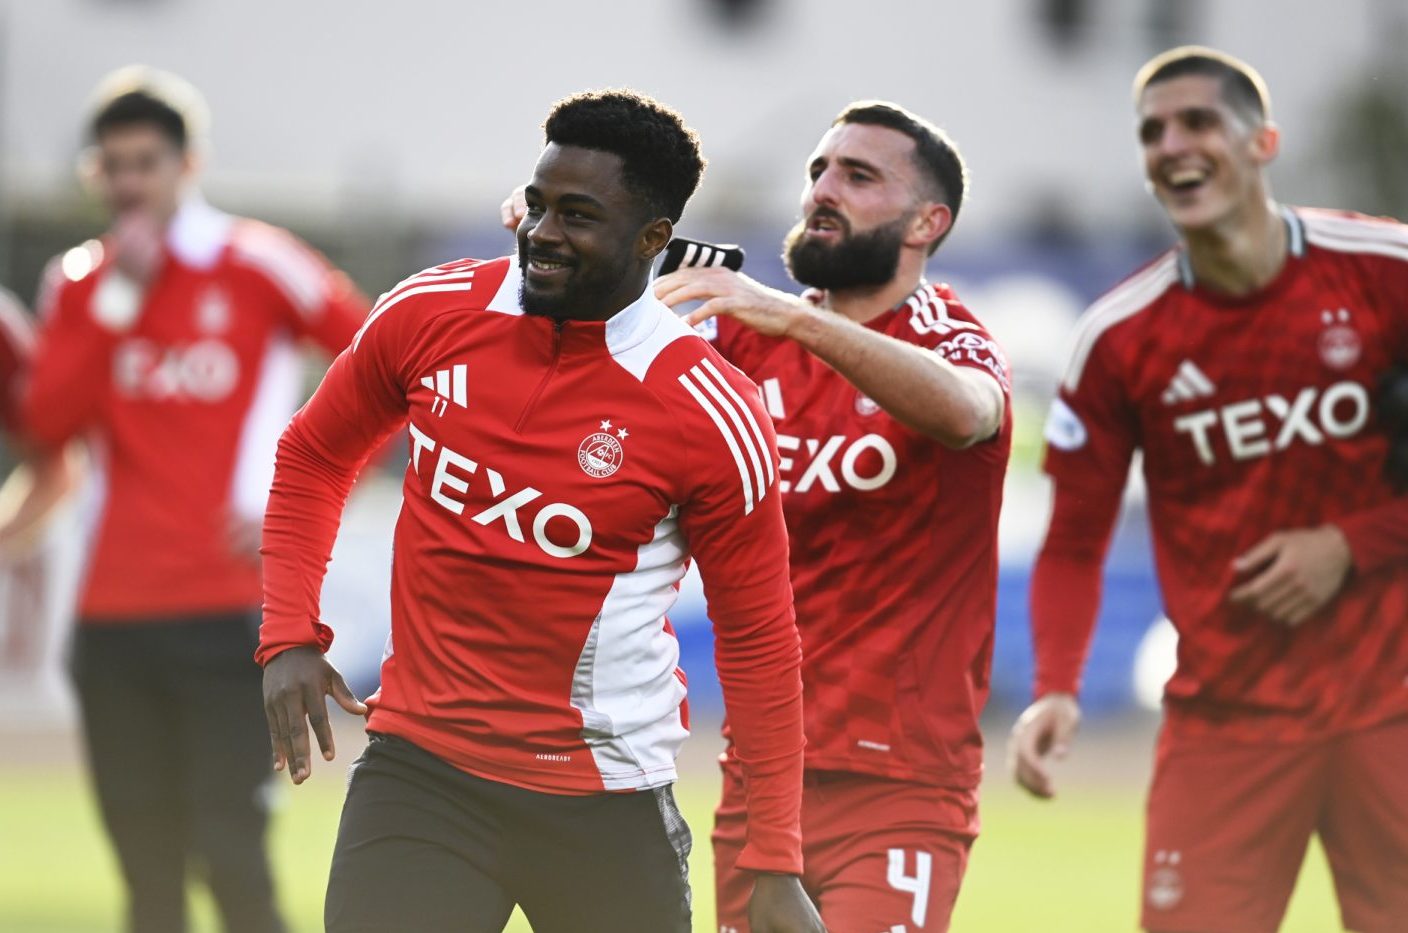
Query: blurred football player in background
22,66,367,933
1010,47,1408,933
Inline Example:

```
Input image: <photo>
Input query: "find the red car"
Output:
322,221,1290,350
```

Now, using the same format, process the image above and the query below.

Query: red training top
23,198,366,619
257,256,806,874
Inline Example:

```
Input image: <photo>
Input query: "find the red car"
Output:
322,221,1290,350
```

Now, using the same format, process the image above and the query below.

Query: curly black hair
544,90,705,224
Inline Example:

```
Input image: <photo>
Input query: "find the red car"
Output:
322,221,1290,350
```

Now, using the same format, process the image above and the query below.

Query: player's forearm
1334,496,1408,575
0,445,79,547
255,422,359,664
713,595,805,875
1030,481,1123,697
788,308,1002,447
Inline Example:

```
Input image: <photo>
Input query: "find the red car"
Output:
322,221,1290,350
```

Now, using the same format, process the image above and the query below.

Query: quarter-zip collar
165,193,234,270
498,257,671,360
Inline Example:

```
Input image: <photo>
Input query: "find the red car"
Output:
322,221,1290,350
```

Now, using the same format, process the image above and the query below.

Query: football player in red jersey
651,101,1010,932
1009,47,1408,933
21,67,368,933
261,91,823,933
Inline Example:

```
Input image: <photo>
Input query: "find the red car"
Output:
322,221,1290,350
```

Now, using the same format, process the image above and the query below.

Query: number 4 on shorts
886,848,933,929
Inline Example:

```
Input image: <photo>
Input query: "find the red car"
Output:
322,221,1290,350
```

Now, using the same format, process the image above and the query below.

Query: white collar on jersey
165,193,234,270
1175,204,1306,289
491,257,672,356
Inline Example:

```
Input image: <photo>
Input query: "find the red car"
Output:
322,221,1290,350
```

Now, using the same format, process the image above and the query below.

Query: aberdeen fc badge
1318,308,1362,371
578,420,627,478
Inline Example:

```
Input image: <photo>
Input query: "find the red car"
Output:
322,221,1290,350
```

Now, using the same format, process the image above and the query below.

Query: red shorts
1142,715,1408,933
714,766,978,933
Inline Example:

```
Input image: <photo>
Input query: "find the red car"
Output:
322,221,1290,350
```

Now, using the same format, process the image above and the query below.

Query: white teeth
1167,168,1208,186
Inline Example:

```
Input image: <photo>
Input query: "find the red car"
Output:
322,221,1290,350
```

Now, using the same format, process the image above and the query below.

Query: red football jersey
0,289,33,437
257,257,805,873
709,282,1012,788
1041,208,1408,741
23,198,366,619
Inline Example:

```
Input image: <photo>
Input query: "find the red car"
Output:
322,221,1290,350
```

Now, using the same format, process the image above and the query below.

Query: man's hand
110,210,165,285
748,873,827,933
263,645,367,784
500,184,527,232
1228,525,1353,626
1008,692,1081,799
654,267,810,338
225,513,262,564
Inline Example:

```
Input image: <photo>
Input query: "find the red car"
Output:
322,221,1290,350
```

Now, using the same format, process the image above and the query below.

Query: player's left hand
500,184,527,232
1228,525,1353,626
226,513,262,563
748,873,827,932
655,267,811,338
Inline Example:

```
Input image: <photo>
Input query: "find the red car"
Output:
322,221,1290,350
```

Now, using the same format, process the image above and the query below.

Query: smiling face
516,143,670,321
1137,74,1277,235
784,122,947,291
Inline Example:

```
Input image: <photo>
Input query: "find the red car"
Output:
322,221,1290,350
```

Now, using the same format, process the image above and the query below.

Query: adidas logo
1161,360,1215,405
420,363,468,416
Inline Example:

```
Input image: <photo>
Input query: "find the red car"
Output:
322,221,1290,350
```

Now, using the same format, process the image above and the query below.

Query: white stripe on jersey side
352,281,476,352
1302,213,1408,263
690,363,768,501
1062,253,1180,392
679,372,757,515
229,334,301,521
762,378,786,420
699,359,774,486
570,506,690,791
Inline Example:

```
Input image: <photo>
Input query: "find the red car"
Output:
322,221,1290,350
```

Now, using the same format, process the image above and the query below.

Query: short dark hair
834,100,968,254
87,66,209,150
91,91,189,148
1134,46,1271,126
543,90,706,224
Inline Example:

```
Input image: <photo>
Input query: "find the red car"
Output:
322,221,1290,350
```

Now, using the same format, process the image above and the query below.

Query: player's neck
1181,199,1287,296
821,265,926,325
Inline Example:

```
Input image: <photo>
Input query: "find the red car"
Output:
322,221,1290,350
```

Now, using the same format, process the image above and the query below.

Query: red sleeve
234,223,369,357
1335,499,1408,573
674,353,803,875
20,257,119,451
1033,333,1137,698
255,303,408,665
1030,480,1124,697
919,294,1013,397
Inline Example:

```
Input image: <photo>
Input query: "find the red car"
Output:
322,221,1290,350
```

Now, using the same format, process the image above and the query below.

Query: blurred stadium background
1,0,1403,929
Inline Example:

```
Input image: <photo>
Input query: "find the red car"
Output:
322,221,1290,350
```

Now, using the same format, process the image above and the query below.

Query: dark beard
783,214,908,290
517,252,632,320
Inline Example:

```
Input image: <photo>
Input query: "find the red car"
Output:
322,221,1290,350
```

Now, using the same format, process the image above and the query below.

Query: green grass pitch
0,760,1342,931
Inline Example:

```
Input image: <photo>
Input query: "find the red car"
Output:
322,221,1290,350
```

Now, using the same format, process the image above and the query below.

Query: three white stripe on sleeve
678,359,775,515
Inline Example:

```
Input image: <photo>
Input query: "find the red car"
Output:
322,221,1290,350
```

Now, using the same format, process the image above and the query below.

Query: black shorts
325,733,692,933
